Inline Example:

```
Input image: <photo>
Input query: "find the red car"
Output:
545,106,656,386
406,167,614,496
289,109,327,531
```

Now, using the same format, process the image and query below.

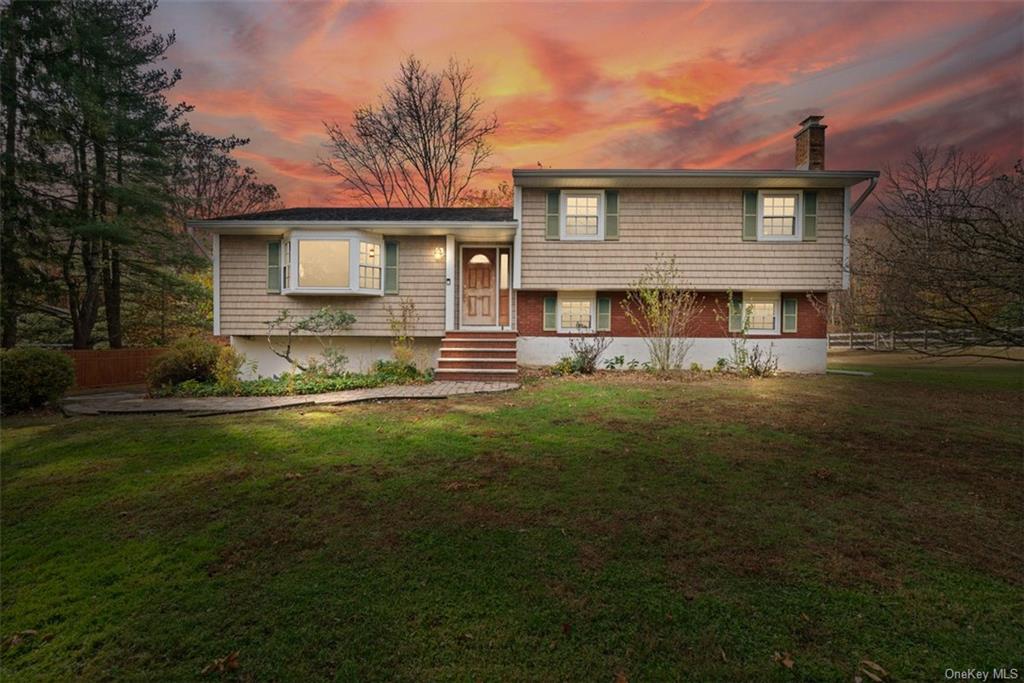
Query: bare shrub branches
623,256,703,372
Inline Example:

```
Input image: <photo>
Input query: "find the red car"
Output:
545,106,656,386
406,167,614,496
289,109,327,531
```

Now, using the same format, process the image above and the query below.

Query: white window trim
757,190,802,242
560,190,605,241
282,230,384,296
557,291,597,333
742,291,781,335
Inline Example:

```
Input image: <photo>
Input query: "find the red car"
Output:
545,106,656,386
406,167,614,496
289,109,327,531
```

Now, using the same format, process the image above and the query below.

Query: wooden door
462,248,496,326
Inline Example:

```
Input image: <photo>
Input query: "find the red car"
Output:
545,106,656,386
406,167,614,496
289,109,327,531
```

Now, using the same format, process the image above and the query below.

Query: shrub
0,347,76,413
214,346,249,394
146,337,221,391
372,359,423,384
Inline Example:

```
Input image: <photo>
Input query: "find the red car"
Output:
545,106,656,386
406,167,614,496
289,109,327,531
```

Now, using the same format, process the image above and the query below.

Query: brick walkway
61,381,520,417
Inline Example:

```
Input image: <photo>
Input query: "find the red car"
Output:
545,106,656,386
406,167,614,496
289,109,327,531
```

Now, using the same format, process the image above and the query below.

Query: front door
461,247,496,326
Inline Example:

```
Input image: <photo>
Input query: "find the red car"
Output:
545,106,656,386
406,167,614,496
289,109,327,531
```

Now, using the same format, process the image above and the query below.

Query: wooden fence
63,348,167,389
827,329,976,351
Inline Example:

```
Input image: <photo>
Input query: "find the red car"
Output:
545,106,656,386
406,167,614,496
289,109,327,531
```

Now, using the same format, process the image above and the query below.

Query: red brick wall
516,291,828,339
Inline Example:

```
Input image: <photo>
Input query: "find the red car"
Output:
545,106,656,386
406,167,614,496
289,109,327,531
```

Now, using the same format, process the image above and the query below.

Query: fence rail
826,329,991,351
63,348,167,389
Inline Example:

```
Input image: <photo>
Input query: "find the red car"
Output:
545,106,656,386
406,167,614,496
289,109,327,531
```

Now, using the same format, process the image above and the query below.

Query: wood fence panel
63,348,167,389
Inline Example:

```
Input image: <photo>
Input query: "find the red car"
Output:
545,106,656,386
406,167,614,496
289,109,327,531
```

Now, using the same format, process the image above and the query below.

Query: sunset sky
152,1,1023,207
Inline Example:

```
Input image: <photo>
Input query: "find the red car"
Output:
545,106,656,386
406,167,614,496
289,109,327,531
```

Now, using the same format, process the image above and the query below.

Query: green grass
3,362,1022,681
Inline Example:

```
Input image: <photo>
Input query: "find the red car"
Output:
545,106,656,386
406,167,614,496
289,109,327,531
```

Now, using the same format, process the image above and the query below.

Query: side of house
193,116,878,377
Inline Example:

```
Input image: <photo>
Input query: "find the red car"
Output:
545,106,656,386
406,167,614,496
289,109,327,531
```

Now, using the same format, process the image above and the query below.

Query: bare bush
623,256,703,372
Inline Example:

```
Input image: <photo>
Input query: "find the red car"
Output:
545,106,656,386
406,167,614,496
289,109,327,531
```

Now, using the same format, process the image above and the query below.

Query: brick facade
517,290,828,339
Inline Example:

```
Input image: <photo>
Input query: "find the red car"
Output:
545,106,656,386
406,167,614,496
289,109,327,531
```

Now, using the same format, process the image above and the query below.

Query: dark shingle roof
215,207,514,222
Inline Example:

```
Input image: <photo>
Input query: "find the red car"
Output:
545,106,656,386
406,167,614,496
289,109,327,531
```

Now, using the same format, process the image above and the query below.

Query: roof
211,206,514,222
512,168,878,189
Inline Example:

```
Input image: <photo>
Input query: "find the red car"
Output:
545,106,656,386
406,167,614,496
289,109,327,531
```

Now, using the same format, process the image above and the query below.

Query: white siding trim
842,186,851,290
212,233,221,336
513,185,523,289
444,234,456,331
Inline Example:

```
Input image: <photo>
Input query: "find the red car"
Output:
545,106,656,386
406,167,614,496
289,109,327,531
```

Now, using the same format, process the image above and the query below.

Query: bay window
277,231,387,295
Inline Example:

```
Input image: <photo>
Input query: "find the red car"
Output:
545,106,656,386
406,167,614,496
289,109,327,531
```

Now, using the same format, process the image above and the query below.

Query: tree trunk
1,2,21,347
103,245,122,347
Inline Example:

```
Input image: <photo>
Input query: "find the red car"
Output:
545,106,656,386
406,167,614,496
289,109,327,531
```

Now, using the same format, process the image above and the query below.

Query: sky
152,0,1024,207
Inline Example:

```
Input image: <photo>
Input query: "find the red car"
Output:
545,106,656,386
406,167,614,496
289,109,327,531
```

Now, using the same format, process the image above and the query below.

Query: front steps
435,331,519,382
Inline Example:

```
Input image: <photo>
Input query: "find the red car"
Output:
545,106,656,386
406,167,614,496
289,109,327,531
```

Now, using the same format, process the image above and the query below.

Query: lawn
2,358,1022,681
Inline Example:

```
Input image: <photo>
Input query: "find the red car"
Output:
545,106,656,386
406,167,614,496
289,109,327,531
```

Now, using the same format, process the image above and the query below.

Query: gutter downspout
849,176,877,216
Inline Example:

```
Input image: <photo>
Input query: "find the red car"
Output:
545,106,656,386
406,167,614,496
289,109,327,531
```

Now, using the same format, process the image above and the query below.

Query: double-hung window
562,191,603,240
758,191,802,241
557,292,595,332
729,291,781,335
359,241,381,289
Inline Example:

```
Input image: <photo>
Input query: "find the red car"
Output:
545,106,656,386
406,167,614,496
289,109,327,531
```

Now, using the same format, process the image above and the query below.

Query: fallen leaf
201,651,240,675
614,672,628,683
284,472,303,479
561,622,572,636
858,659,889,682
773,651,795,669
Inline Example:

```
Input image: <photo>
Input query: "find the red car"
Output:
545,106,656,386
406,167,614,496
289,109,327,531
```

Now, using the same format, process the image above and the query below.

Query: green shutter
782,297,798,333
604,191,619,241
596,297,612,331
545,191,560,240
267,241,281,293
728,293,744,333
742,191,758,241
802,191,817,241
384,241,399,294
543,296,557,331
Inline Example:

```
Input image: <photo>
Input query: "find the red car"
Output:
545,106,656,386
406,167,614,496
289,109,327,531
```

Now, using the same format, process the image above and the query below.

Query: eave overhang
512,168,879,189
188,220,518,240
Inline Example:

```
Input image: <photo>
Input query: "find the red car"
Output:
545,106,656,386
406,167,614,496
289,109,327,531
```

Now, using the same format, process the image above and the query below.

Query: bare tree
167,131,283,258
853,148,1024,358
320,56,498,207
623,256,704,373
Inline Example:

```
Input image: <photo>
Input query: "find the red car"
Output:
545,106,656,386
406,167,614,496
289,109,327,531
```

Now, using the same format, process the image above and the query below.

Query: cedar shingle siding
519,188,845,290
219,234,446,336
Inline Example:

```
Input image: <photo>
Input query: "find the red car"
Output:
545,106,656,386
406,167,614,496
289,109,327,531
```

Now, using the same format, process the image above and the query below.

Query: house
192,116,878,379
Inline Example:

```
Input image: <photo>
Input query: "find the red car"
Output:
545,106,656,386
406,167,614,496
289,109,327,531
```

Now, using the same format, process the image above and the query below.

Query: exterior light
433,246,445,261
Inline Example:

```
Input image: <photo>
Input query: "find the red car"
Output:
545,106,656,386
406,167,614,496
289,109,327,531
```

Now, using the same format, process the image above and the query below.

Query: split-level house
193,116,878,379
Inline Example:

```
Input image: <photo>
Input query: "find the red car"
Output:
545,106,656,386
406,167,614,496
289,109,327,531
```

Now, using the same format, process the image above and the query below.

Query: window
282,231,384,294
281,240,290,291
298,239,349,288
557,292,596,332
745,303,776,331
740,292,781,335
561,300,592,330
359,241,381,289
562,192,603,239
758,191,801,240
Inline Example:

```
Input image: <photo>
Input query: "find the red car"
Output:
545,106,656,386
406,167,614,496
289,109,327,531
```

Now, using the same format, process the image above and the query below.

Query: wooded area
0,0,281,349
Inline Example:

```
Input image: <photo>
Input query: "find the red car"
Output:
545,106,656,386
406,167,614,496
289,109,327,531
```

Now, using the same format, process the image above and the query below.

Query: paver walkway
61,381,519,417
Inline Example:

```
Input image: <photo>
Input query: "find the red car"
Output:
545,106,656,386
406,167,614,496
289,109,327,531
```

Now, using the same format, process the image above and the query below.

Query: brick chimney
794,115,826,170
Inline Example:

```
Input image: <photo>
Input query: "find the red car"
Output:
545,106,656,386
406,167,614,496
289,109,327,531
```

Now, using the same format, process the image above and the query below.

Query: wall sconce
433,246,445,261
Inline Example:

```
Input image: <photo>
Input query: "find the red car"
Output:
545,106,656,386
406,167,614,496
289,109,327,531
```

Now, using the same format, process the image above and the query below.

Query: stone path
61,381,520,417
